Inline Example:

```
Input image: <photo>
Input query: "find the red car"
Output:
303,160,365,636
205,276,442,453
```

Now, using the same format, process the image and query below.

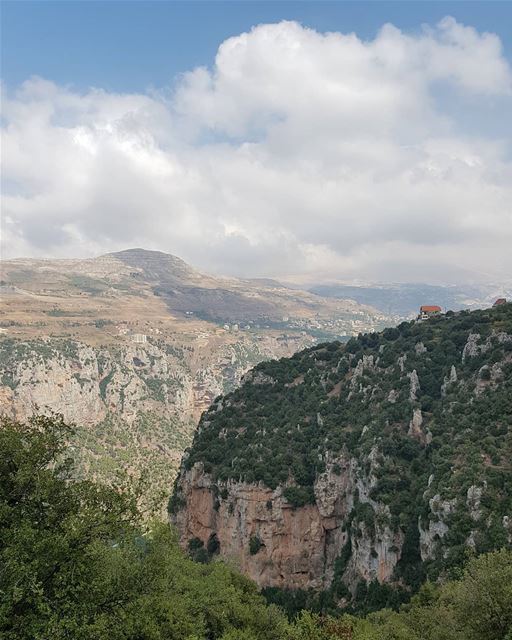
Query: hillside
0,249,391,510
1,248,392,335
171,303,512,611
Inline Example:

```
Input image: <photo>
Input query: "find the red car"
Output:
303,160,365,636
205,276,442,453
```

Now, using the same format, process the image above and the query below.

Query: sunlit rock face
173,454,403,591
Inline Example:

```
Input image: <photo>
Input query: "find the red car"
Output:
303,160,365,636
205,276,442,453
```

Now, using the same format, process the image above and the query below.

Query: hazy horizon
2,2,511,286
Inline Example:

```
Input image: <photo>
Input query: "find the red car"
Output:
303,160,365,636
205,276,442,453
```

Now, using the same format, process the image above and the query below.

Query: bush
283,486,315,508
249,535,263,555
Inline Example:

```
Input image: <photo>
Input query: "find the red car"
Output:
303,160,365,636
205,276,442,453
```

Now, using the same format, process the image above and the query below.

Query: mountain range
310,282,512,318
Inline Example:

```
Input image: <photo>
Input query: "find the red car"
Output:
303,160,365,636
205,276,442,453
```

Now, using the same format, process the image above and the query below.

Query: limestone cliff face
1,340,193,425
0,333,311,509
0,336,308,426
2,342,107,425
174,465,330,589
172,452,403,591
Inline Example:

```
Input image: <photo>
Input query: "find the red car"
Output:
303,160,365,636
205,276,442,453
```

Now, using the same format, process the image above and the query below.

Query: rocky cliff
0,332,310,510
172,304,512,607
0,334,310,426
173,451,404,592
1,248,393,511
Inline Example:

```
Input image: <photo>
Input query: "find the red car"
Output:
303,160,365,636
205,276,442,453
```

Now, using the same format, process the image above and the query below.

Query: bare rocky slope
171,303,512,610
0,248,391,510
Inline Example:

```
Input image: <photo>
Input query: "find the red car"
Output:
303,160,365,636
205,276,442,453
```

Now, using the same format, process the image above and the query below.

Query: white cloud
1,18,511,283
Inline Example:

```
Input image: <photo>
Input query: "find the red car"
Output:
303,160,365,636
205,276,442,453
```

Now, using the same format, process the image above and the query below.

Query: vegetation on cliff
1,415,511,640
176,303,512,605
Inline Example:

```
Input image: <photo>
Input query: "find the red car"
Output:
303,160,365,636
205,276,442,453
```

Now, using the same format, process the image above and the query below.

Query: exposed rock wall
173,453,403,591
1,340,191,425
174,465,329,589
0,334,312,425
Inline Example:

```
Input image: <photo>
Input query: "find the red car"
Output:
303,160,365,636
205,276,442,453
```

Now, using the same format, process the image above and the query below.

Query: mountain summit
108,248,202,284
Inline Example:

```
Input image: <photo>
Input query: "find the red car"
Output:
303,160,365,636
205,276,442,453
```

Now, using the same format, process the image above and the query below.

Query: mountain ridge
171,303,512,611
1,247,390,330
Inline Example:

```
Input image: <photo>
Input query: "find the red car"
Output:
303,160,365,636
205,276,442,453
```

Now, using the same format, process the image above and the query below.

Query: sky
1,1,512,284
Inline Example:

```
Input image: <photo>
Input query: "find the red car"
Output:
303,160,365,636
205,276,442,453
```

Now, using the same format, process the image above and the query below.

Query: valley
0,248,392,510
3,247,510,615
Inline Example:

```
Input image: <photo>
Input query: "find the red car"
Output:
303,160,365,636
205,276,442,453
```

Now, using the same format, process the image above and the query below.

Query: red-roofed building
493,298,507,307
419,305,442,320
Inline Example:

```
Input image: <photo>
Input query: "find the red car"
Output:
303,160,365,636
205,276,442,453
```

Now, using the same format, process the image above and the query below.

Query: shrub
249,535,263,555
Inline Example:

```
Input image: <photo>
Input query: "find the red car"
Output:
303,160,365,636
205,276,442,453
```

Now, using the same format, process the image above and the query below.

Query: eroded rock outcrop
173,452,404,592
174,464,331,589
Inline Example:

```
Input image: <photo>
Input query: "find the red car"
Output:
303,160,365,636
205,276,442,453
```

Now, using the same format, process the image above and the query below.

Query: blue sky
2,1,512,92
2,2,512,284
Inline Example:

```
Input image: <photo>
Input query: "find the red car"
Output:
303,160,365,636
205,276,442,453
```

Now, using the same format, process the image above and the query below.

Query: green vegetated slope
180,304,512,604
2,415,512,640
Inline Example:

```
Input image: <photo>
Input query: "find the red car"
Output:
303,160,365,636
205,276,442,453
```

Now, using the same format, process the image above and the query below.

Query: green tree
440,549,512,640
0,415,291,640
0,414,140,639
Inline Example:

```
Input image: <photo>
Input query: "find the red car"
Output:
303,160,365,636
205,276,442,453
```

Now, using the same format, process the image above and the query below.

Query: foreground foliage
0,416,287,640
1,416,511,639
292,549,512,640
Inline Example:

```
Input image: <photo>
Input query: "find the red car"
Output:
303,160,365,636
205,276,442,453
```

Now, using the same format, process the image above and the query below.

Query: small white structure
132,333,147,344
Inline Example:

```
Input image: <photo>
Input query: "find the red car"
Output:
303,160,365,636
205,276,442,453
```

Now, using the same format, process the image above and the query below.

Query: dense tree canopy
1,415,511,639
0,416,288,640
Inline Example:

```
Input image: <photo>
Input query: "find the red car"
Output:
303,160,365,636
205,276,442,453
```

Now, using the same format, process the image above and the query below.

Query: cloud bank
2,18,512,283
